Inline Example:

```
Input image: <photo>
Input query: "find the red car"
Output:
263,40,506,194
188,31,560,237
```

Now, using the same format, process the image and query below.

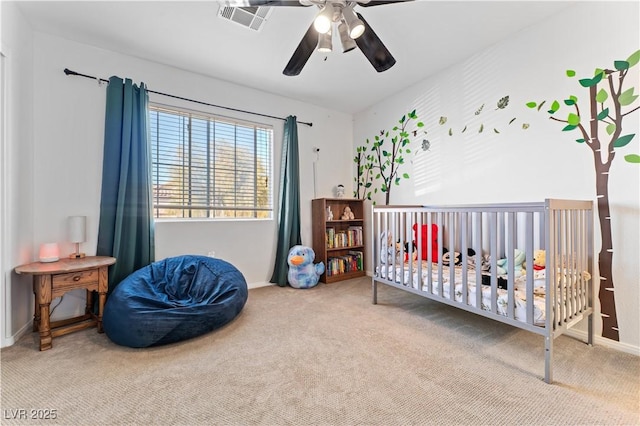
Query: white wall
0,2,36,347
3,28,353,335
354,2,640,351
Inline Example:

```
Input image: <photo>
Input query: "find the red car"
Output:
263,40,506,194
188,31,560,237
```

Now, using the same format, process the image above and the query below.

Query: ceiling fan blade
283,23,319,76
226,0,307,6
357,0,414,6
354,13,396,73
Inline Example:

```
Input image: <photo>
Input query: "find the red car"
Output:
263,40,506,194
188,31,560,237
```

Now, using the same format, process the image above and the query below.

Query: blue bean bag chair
103,255,248,348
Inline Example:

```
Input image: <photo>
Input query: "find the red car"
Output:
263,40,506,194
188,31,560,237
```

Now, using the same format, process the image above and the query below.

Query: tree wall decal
354,110,423,205
527,49,640,341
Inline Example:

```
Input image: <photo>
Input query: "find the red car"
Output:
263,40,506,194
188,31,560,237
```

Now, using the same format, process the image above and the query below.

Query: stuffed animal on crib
287,245,325,289
398,240,418,262
533,249,545,270
341,206,355,220
412,223,439,262
496,249,526,275
379,231,397,264
442,248,476,267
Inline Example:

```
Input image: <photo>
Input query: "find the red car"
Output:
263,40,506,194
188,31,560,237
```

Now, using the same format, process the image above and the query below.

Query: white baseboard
248,281,273,290
565,328,640,356
1,319,31,348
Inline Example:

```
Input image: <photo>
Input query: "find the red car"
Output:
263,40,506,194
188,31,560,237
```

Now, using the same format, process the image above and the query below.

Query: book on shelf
326,251,363,277
326,226,363,249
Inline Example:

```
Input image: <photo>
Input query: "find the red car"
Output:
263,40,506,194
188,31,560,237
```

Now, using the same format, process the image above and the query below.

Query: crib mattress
376,263,548,325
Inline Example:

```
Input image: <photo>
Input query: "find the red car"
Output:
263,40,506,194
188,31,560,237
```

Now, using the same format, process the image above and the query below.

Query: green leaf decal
627,50,640,67
596,88,609,103
613,134,635,148
606,123,616,135
439,116,447,125
597,108,609,121
403,173,409,179
562,124,577,132
550,100,560,113
619,88,638,106
526,101,537,108
522,123,530,130
496,96,509,109
579,73,603,88
564,99,575,106
567,113,580,126
614,61,629,71
566,70,576,77
448,128,453,136
576,138,586,143
417,122,424,128
625,154,640,163
479,124,484,133
537,100,546,111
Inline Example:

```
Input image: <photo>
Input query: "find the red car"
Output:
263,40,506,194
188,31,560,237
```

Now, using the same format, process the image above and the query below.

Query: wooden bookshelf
312,198,366,284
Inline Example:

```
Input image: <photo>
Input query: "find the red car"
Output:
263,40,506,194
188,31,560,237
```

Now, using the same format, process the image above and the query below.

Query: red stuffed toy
412,223,439,262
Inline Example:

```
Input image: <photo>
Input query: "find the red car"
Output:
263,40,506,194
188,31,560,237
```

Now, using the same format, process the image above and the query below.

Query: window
149,104,273,219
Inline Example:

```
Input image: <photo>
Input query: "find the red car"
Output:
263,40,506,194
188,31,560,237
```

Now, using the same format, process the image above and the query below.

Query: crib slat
506,212,515,319
448,212,455,300
475,212,482,311
461,212,469,306
525,212,534,325
490,212,498,314
437,212,444,298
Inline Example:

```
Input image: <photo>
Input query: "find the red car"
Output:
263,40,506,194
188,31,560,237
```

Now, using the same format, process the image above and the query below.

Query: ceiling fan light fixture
317,30,333,52
338,21,357,53
342,6,365,39
313,3,334,34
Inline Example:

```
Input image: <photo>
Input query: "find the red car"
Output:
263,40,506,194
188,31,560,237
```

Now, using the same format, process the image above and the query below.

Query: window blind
149,104,273,219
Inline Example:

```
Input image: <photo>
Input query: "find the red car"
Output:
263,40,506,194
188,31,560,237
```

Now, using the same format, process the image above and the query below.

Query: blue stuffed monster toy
287,245,325,289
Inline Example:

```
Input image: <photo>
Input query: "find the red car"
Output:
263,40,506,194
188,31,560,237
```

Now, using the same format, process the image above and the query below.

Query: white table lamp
68,216,86,259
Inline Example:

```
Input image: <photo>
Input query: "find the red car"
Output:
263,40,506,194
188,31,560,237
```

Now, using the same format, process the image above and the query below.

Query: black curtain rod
63,68,313,127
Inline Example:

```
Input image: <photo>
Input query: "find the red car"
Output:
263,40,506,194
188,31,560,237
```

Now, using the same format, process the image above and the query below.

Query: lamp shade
68,216,86,243
39,243,60,263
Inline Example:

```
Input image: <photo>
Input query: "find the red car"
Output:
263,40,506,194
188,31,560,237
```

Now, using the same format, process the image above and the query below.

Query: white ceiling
14,0,577,114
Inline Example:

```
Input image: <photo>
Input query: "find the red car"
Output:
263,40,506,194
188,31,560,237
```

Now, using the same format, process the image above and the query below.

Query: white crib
371,199,594,383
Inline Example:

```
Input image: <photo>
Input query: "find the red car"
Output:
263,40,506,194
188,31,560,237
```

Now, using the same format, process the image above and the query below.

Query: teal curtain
270,116,302,286
97,76,155,291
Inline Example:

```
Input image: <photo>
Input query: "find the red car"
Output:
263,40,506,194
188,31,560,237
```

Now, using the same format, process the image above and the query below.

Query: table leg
97,291,106,333
35,275,53,351
85,289,94,315
38,303,52,351
97,266,108,333
32,281,39,332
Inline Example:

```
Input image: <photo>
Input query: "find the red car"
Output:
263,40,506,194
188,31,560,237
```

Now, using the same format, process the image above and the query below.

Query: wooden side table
15,256,116,351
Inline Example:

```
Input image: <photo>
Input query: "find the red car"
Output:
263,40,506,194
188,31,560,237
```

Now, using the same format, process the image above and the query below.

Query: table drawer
52,269,99,289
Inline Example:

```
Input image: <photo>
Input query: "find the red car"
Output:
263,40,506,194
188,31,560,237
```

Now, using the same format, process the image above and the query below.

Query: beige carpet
1,277,639,425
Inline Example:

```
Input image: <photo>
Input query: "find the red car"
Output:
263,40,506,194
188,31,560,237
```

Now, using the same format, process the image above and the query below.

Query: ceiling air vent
218,6,272,31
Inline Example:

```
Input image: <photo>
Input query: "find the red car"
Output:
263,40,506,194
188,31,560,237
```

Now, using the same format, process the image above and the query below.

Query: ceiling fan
229,1,413,76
